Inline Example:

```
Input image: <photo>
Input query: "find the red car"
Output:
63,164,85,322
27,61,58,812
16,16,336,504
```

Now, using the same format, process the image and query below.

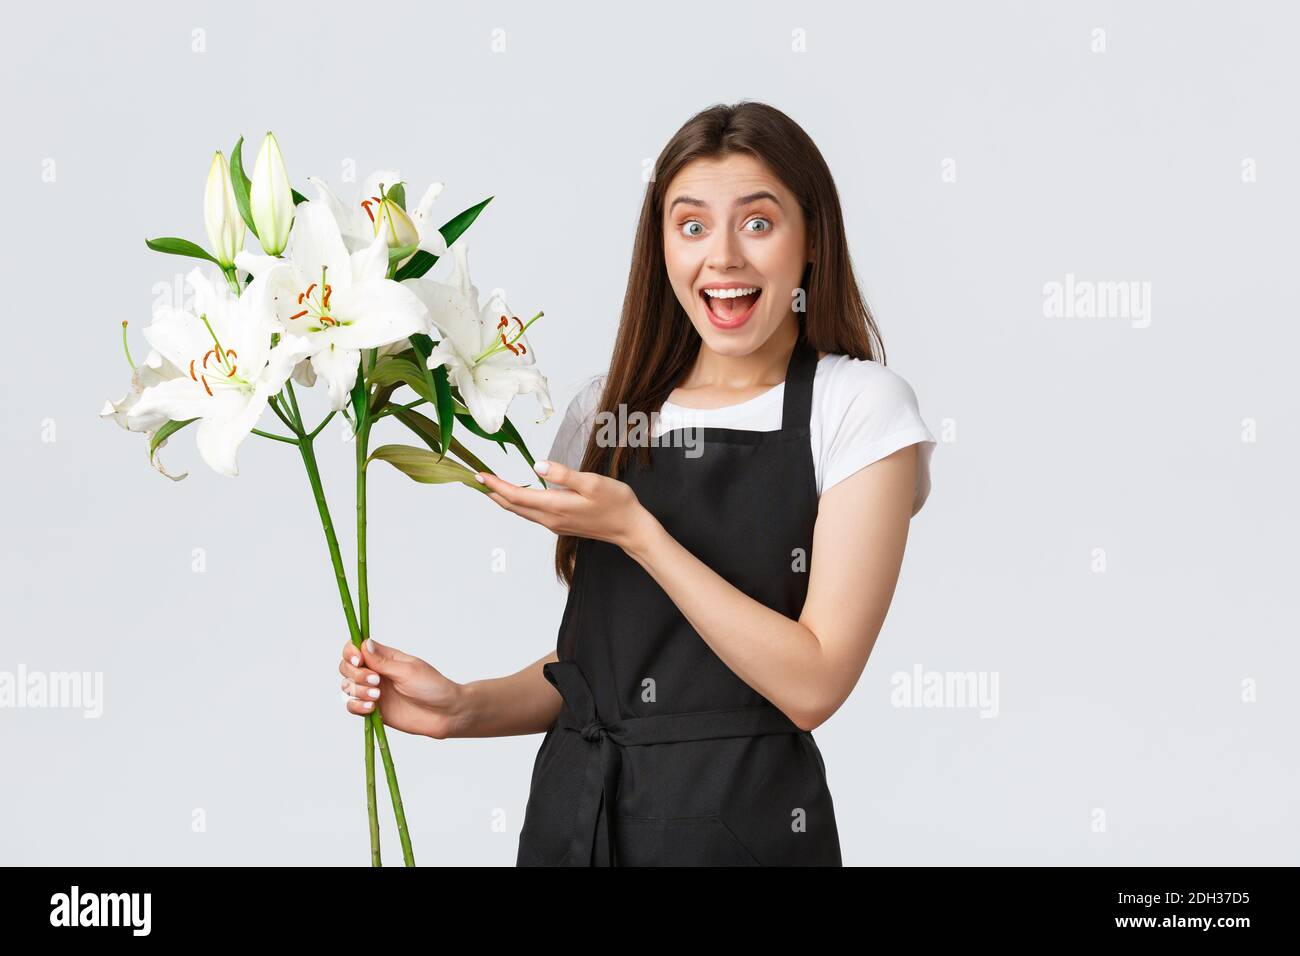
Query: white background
1,0,1296,865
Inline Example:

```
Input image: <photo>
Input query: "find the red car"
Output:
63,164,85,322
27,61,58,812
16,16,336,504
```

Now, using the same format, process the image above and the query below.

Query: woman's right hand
339,637,467,739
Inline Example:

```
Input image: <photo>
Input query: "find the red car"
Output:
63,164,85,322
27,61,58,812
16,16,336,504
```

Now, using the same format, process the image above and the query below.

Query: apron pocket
616,813,762,866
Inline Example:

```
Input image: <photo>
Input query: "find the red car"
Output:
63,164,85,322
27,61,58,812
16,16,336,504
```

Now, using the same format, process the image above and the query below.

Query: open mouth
700,286,763,328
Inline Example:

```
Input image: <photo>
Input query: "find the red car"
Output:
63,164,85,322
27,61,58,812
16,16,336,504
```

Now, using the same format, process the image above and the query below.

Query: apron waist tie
542,659,803,867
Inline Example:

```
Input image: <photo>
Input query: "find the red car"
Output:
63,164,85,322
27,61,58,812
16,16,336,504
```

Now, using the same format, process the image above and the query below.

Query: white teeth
702,287,760,299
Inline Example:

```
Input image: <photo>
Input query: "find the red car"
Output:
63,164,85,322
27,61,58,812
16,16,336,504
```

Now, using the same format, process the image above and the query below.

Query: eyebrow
668,190,783,213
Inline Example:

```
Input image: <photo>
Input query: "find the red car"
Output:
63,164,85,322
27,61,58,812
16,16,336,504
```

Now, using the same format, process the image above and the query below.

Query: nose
703,226,746,273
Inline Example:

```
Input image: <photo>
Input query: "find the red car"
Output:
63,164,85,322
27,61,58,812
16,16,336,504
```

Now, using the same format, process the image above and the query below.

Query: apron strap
779,333,818,436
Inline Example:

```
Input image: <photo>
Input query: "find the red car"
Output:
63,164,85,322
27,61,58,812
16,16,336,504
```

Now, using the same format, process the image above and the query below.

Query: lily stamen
187,312,247,395
284,265,340,332
474,309,544,364
121,320,135,370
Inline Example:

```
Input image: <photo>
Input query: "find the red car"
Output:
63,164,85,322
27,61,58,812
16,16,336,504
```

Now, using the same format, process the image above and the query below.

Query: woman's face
662,152,810,357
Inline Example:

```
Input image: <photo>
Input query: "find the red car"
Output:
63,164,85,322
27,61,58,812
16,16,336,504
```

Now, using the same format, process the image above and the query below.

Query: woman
337,101,936,866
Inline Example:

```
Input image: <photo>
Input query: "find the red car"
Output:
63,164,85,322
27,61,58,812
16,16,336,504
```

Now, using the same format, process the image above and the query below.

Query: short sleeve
546,374,605,472
820,364,936,515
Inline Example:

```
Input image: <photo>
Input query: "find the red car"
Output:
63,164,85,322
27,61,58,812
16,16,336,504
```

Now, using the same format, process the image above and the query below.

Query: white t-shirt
546,353,937,515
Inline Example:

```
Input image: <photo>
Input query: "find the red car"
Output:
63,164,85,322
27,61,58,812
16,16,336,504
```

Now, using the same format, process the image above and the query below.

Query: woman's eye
745,217,772,234
681,220,705,238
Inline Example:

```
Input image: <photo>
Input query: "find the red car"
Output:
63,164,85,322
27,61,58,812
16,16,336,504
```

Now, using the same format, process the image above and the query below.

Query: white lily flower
203,152,245,269
126,267,311,477
308,169,449,266
249,132,294,256
234,201,430,411
407,240,553,435
101,342,189,481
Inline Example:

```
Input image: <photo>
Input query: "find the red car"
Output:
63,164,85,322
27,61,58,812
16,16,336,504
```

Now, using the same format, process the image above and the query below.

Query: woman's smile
700,281,763,330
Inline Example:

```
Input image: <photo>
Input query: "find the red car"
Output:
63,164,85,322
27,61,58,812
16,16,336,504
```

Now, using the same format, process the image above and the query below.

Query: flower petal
194,392,265,478
288,201,353,293
327,279,429,350
233,249,282,280
148,436,189,481
310,341,362,411
291,357,317,387
404,273,482,355
350,229,390,284
139,305,212,371
126,375,212,427
457,365,553,435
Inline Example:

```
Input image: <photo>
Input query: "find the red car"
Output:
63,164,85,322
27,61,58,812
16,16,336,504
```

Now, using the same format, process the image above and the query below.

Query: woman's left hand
477,460,656,552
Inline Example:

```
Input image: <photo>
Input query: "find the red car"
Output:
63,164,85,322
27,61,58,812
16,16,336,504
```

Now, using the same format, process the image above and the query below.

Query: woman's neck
668,321,818,408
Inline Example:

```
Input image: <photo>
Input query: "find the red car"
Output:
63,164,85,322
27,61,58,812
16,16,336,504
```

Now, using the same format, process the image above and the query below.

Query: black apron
516,332,842,866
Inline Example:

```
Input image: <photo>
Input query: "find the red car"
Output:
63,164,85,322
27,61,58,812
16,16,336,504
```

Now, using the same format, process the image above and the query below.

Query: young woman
337,101,936,866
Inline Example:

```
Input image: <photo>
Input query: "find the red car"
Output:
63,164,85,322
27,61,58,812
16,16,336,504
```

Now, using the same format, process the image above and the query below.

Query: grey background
2,0,1295,865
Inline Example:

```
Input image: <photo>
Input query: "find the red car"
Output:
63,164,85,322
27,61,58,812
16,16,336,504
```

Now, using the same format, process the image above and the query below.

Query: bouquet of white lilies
101,132,554,865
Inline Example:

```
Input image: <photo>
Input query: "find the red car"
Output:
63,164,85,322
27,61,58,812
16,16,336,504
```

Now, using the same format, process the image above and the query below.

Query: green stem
308,410,338,441
373,397,428,420
356,347,417,866
222,267,241,296
251,428,298,446
297,430,382,867
268,396,298,433
285,380,305,432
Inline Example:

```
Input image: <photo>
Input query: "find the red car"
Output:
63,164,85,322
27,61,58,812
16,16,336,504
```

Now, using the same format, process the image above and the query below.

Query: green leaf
369,357,435,405
432,365,455,456
409,333,436,358
440,195,492,249
387,243,417,265
292,187,308,205
393,196,493,281
150,417,197,463
349,372,367,426
446,397,546,488
450,408,506,452
368,381,398,417
144,237,220,265
366,444,488,492
229,136,259,239
407,336,453,455
393,251,437,283
388,405,494,477
387,182,406,210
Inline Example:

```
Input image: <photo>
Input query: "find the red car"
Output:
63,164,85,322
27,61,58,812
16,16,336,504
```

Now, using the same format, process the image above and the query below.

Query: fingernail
366,638,375,653
367,674,380,685
533,460,550,474
474,472,486,483
350,655,360,666
367,688,380,699
363,701,374,710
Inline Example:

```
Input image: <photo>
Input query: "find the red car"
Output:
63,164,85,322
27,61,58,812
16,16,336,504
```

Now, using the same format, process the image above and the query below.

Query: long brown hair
553,100,886,586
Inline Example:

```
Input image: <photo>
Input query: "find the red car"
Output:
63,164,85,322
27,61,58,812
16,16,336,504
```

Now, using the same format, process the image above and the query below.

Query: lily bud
203,152,245,268
249,131,294,256
373,193,420,250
